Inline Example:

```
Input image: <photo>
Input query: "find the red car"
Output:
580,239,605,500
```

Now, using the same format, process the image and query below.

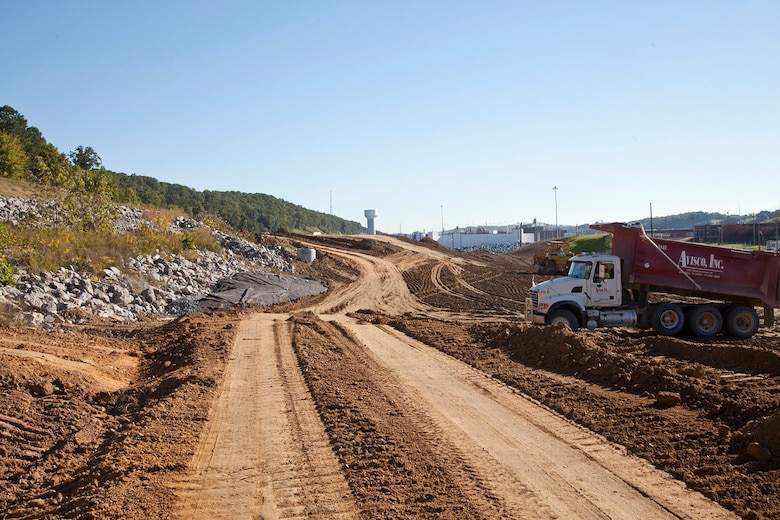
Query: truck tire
686,305,723,338
652,303,684,336
546,309,579,331
724,306,759,339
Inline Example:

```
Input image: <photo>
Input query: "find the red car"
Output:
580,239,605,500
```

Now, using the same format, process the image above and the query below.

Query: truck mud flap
764,305,775,328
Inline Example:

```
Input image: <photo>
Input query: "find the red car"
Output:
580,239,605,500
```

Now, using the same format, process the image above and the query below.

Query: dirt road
171,236,736,518
330,314,734,519
171,313,355,518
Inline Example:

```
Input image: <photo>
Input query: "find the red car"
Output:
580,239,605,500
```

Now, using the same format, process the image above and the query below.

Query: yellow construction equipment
533,240,574,275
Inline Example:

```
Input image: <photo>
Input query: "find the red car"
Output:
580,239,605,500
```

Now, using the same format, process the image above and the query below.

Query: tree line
0,105,362,235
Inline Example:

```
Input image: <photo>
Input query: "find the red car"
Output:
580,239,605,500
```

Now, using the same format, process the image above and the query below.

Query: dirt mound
386,314,780,519
297,234,402,256
744,411,780,457
0,312,240,518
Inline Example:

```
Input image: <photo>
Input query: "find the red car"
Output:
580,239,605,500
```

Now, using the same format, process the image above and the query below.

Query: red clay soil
1,234,778,519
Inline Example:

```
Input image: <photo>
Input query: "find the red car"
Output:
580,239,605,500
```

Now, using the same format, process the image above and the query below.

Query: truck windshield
568,261,592,280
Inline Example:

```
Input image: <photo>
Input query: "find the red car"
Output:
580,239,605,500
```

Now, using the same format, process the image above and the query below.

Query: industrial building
434,227,536,250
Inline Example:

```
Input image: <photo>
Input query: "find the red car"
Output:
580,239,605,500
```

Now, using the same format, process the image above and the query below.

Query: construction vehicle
527,222,780,338
533,240,574,275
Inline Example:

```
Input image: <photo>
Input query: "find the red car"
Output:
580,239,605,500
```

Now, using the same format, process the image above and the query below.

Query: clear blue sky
2,1,778,233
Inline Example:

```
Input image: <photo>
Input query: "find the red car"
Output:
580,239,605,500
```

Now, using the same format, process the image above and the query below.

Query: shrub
0,257,15,285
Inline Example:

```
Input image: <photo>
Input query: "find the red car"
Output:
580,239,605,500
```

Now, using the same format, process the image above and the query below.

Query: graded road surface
171,313,356,519
172,235,736,519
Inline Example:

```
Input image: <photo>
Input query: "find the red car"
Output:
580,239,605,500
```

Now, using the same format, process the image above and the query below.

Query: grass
568,234,611,254
0,177,43,199
0,178,225,281
2,223,223,278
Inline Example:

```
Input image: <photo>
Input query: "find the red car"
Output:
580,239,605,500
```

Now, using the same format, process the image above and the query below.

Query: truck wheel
652,303,684,336
547,309,579,331
686,305,723,338
725,306,759,339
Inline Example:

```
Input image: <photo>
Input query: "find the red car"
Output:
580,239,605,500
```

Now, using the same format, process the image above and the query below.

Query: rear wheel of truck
547,309,579,331
724,306,759,339
652,303,684,336
686,305,723,338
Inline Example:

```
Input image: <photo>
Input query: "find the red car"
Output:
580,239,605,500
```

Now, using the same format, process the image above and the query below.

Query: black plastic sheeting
196,272,326,311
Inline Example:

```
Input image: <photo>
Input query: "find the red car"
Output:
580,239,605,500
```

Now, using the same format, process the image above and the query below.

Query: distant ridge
110,171,363,235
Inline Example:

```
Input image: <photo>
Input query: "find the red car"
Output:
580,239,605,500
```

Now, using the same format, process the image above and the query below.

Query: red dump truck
527,222,780,338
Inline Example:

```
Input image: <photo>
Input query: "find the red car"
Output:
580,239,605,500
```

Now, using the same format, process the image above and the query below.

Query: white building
436,228,535,250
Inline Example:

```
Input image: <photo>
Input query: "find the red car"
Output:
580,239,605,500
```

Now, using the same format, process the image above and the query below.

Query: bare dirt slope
2,233,779,519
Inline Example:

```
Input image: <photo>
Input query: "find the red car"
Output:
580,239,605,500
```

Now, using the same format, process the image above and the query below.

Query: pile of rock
0,197,300,328
459,243,523,254
211,230,291,272
113,205,149,233
0,196,45,225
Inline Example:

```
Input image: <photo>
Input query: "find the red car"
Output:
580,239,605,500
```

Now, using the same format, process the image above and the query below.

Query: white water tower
364,209,378,234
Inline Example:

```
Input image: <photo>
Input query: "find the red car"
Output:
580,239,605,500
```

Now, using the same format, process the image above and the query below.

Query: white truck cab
528,254,637,330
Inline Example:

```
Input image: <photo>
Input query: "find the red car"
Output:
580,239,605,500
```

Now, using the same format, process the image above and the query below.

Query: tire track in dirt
329,315,737,520
430,262,484,302
434,262,531,312
306,245,429,315
291,313,507,518
171,313,356,519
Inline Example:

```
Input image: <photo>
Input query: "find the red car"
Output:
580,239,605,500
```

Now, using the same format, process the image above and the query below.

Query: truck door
588,261,618,306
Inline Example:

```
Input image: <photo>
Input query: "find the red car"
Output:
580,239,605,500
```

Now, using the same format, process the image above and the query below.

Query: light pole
753,214,757,247
553,186,559,239
775,214,779,250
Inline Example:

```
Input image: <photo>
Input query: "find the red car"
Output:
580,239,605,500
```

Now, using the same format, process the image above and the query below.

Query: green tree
29,142,71,186
59,167,117,231
0,106,28,136
0,132,28,179
68,145,102,170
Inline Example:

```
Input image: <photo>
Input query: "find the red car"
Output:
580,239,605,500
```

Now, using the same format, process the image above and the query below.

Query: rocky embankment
0,198,310,327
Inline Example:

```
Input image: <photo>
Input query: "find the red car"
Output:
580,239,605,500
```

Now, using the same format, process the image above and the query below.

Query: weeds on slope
0,217,221,282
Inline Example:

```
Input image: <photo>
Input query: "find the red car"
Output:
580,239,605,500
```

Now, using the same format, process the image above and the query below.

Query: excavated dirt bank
0,312,240,518
381,315,780,519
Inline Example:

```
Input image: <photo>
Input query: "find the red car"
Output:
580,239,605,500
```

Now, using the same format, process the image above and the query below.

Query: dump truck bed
591,222,780,309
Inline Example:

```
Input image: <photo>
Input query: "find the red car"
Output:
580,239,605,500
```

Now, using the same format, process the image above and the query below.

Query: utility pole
553,187,559,239
754,214,757,247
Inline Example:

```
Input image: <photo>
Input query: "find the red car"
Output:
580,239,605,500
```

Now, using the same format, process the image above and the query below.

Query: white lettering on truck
678,250,725,273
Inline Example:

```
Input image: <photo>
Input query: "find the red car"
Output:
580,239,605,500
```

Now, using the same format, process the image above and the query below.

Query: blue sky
2,1,778,233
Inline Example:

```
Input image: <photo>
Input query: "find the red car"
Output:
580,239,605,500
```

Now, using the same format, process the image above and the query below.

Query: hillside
109,171,363,235
1,105,363,235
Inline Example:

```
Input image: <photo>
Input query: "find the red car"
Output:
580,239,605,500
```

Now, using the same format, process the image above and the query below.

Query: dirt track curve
170,235,736,519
